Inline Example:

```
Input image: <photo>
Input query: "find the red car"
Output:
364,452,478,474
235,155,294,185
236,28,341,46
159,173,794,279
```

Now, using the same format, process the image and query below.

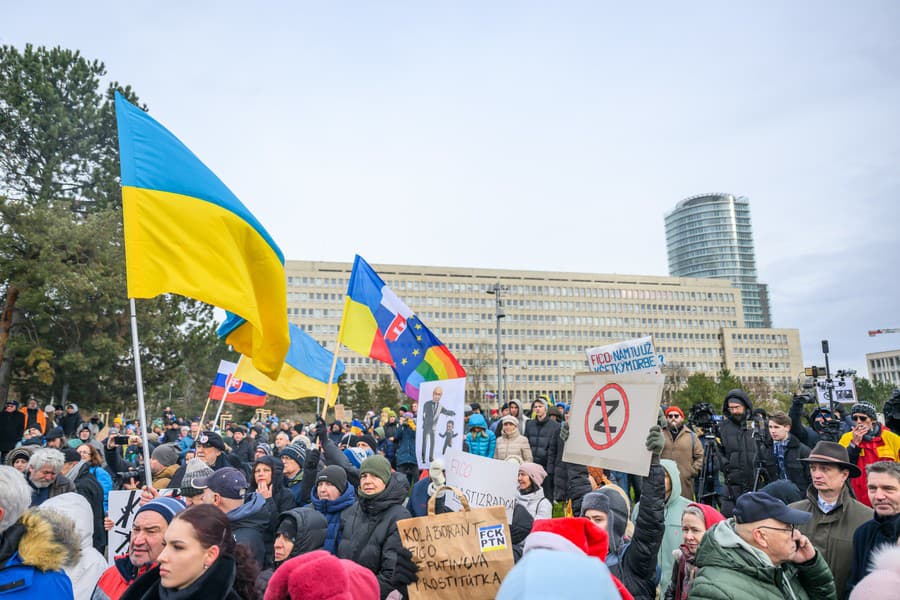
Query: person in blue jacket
0,465,78,597
465,413,496,458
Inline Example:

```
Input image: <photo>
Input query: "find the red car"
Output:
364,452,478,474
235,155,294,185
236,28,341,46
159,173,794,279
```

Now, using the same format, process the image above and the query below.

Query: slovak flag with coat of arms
208,359,267,407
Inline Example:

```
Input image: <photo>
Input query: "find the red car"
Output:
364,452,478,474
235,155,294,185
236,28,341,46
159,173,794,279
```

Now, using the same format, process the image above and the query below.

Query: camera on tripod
689,402,720,437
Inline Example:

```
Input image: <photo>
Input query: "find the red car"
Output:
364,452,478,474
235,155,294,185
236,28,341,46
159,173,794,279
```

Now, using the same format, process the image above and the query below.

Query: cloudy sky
5,1,899,377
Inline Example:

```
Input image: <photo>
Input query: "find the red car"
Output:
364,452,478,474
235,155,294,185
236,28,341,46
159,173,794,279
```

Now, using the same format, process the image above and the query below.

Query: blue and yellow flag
115,92,289,378
234,324,346,400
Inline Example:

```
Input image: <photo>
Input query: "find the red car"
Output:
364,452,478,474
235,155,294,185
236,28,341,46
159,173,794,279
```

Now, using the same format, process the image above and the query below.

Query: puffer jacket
0,509,79,598
465,414,496,458
252,456,298,533
790,484,870,599
717,390,758,511
495,424,533,462
227,491,273,569
394,424,417,466
41,493,107,600
338,472,411,599
688,520,837,600
515,486,552,520
257,507,328,590
632,459,691,594
553,434,592,516
524,415,560,474
91,555,155,600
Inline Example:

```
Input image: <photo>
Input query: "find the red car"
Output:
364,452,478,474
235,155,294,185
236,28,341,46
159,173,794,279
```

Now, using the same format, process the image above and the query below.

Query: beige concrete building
286,260,803,405
867,349,900,386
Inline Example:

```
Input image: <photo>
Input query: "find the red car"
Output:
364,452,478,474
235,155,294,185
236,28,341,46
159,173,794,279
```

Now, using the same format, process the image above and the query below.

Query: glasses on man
852,415,870,422
666,414,681,419
757,524,796,536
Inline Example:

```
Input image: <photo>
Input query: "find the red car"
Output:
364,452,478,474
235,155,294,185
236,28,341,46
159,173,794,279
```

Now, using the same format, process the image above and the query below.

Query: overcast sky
5,1,899,379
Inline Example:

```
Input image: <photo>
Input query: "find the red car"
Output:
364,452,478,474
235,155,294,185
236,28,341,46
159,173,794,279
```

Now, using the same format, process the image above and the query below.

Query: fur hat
850,545,900,599
265,550,379,600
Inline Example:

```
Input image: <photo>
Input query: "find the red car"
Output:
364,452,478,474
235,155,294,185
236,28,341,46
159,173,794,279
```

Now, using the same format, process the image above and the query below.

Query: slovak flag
208,359,267,407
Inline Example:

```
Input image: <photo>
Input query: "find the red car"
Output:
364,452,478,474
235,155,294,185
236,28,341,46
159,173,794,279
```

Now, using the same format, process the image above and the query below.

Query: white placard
817,378,858,405
416,378,466,469
562,372,664,477
442,448,519,522
584,335,664,374
107,489,142,563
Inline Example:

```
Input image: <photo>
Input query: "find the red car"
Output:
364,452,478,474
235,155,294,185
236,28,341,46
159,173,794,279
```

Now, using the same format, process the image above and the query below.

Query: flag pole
321,341,341,421
211,382,233,431
198,396,212,430
128,298,155,488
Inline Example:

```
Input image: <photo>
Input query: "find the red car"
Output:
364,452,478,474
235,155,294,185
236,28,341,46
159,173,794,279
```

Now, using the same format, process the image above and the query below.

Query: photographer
717,389,758,517
883,389,900,435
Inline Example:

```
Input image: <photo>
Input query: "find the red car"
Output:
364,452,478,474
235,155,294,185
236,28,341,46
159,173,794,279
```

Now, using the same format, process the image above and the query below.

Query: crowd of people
0,389,897,599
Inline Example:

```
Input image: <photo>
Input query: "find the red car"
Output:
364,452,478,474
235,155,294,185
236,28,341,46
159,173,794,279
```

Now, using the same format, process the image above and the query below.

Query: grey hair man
846,461,900,595
26,448,75,507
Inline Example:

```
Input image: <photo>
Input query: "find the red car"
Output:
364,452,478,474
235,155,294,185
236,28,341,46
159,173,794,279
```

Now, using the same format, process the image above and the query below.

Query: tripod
695,434,720,509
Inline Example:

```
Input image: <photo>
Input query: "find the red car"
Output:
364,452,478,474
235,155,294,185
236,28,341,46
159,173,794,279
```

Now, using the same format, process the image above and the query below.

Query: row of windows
731,333,789,344
870,356,900,368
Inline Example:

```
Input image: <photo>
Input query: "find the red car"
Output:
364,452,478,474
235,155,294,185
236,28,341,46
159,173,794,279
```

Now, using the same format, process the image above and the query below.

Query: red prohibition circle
583,383,630,451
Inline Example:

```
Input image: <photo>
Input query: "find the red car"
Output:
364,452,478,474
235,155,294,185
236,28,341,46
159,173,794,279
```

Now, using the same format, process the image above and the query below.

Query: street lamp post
487,283,508,409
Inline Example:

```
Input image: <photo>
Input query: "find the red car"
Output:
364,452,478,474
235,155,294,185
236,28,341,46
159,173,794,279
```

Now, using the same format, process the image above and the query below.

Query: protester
310,465,356,554
407,459,450,518
516,462,552,520
664,502,725,600
20,398,48,434
119,504,259,600
849,545,900,600
92,497,187,600
465,412,496,457
257,507,327,590
788,441,870,599
661,406,704,501
632,458,691,594
78,443,113,512
497,548,623,600
0,465,77,597
178,458,214,506
525,396,560,500
758,410,811,491
278,444,306,504
26,447,76,505
4,446,31,472
42,493,108,600
167,431,230,489
553,419,593,516
60,447,106,552
196,466,271,569
148,443,181,489
393,413,418,486
507,399,526,433
61,403,84,437
495,414,532,462
45,426,67,449
231,425,257,464
840,401,900,507
717,389,759,516
0,400,25,459
337,455,415,598
847,461,900,594
688,491,836,600
263,550,379,600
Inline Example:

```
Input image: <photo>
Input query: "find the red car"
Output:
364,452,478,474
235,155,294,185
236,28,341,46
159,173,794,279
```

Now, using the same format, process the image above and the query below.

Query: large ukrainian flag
115,92,289,378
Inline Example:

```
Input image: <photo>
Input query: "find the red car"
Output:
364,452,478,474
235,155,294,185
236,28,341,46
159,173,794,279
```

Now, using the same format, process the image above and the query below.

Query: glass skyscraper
665,193,772,328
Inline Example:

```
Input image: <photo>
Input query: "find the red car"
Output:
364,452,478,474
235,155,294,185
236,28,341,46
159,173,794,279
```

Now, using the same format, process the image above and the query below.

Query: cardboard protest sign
584,335,665,374
416,378,466,468
817,378,857,405
107,489,142,563
333,403,346,422
442,448,518,522
398,485,514,600
563,372,664,476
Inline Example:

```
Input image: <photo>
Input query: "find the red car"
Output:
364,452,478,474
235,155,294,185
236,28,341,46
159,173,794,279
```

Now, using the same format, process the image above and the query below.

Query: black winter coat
759,434,811,492
847,512,900,595
610,455,667,600
119,557,244,600
552,439,592,515
232,437,258,465
60,411,83,437
251,455,297,557
338,472,411,599
717,417,758,497
69,462,106,553
0,410,25,452
524,417,560,473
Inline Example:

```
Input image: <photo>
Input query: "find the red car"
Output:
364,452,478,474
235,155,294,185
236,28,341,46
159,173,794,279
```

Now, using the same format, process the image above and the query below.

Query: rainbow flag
115,92,289,379
338,255,466,401
233,324,346,400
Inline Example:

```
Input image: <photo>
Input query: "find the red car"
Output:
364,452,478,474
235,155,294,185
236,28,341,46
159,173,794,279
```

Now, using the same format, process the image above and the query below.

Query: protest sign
817,378,857,405
333,403,345,422
442,448,518,522
107,489,142,563
416,378,466,468
584,335,664,374
398,485,514,600
563,372,664,476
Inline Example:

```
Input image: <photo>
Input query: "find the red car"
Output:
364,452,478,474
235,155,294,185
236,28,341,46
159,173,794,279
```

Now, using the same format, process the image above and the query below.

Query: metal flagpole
128,298,155,487
211,381,233,431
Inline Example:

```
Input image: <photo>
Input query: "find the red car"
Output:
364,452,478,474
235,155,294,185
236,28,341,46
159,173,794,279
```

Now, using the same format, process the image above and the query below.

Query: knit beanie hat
518,462,547,487
316,465,348,494
359,455,392,487
134,496,186,524
151,443,180,468
265,550,379,600
500,415,519,427
181,458,214,495
279,444,306,466
850,402,878,422
256,442,273,456
356,435,378,452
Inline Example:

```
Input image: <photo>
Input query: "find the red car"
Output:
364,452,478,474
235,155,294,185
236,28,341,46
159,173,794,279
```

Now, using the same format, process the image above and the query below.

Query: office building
286,260,802,405
867,349,900,386
665,193,772,328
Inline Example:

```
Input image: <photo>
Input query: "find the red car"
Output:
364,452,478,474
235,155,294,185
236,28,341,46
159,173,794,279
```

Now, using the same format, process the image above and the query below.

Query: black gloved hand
304,447,320,471
391,546,419,587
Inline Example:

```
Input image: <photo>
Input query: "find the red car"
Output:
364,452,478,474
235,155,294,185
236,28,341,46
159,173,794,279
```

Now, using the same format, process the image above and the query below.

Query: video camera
688,403,721,437
114,469,145,487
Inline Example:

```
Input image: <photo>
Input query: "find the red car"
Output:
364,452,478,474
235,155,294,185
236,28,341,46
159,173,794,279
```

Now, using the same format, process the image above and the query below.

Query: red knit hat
665,406,685,419
687,502,726,529
264,550,379,600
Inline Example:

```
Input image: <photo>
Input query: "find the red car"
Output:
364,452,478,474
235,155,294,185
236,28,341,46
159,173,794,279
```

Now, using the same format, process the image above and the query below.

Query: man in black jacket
0,400,25,460
759,410,811,493
847,460,900,595
717,388,758,517
525,396,560,500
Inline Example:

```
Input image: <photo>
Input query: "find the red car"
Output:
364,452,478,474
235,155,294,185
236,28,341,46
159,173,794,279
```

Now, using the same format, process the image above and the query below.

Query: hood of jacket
0,509,80,572
278,507,328,559
38,492,95,553
468,413,488,430
227,491,269,526
357,472,409,516
252,454,286,491
722,389,753,417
